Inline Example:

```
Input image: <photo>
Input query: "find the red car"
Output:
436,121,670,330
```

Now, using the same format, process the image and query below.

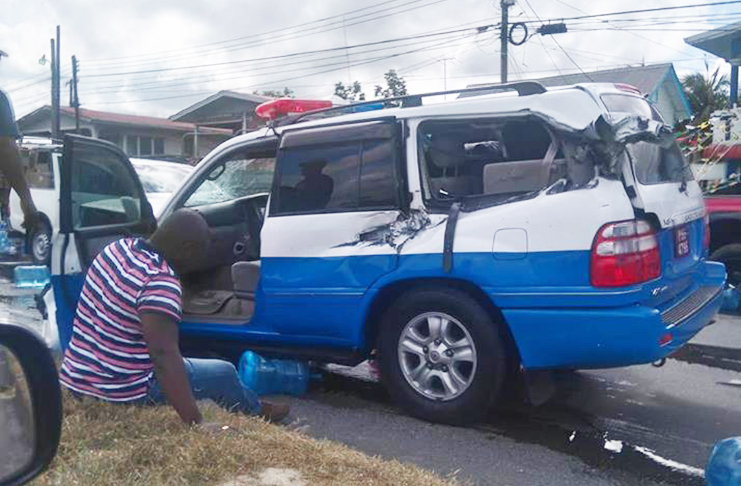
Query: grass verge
31,392,461,486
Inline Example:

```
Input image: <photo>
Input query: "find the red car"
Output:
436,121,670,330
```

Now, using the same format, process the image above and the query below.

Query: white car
129,158,194,217
9,138,192,264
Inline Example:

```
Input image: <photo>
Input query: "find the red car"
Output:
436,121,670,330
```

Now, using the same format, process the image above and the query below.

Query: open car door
50,134,156,351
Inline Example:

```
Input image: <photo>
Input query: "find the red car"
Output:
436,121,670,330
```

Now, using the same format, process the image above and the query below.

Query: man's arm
0,92,38,227
140,311,202,425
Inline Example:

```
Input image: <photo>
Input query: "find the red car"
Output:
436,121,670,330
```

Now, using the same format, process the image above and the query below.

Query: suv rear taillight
703,213,711,253
590,219,661,287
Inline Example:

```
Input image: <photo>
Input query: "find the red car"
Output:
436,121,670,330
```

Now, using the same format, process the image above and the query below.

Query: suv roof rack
289,81,547,125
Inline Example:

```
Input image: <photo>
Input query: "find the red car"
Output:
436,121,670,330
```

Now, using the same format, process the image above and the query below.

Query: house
16,106,232,162
461,63,692,126
169,90,271,134
685,21,741,106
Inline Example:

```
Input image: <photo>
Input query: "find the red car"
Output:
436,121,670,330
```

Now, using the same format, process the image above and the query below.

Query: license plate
674,225,690,258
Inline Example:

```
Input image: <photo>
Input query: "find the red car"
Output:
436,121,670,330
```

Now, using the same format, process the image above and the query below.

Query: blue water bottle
238,350,311,396
721,285,740,313
14,265,51,289
706,437,741,486
0,220,9,255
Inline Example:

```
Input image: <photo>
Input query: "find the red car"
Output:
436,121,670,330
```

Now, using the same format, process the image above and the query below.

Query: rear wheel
378,288,506,424
711,244,741,287
30,221,52,266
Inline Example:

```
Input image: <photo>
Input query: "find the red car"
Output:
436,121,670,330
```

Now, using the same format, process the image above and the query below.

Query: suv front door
51,135,155,350
258,120,406,345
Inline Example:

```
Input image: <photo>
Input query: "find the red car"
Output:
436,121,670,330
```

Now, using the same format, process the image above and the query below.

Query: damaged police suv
46,81,725,424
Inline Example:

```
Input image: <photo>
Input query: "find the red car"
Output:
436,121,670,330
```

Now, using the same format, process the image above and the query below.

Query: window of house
139,136,152,156
154,138,165,155
273,138,399,216
124,135,165,157
418,118,557,206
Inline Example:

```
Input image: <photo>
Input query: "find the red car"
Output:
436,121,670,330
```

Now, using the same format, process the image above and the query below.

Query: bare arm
0,137,38,226
140,311,201,425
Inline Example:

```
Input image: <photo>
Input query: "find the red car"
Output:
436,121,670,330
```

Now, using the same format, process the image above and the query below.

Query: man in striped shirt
60,209,289,424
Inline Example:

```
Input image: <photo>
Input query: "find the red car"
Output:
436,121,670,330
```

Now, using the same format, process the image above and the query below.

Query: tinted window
360,140,398,207
601,94,661,121
276,143,360,213
71,144,142,229
628,142,692,185
20,150,54,189
184,156,275,207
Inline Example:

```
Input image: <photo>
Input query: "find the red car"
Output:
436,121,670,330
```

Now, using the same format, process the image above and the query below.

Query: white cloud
0,0,738,118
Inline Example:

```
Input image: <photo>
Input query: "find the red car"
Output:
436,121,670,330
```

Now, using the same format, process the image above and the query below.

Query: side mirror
0,323,62,486
706,437,741,486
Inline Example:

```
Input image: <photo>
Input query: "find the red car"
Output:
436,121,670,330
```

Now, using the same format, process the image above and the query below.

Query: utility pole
50,26,61,138
500,0,516,83
71,55,80,132
50,38,58,139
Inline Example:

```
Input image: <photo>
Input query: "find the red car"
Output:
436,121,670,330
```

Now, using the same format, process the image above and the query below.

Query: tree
254,87,294,98
681,66,730,123
374,69,408,99
334,81,366,101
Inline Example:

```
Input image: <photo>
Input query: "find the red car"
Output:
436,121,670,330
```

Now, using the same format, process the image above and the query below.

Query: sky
0,0,738,119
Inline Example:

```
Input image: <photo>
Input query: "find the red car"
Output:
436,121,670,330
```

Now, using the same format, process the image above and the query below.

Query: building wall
654,83,679,126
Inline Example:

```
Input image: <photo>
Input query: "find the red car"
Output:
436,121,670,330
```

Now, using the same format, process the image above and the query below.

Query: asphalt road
280,315,741,486
1,264,738,485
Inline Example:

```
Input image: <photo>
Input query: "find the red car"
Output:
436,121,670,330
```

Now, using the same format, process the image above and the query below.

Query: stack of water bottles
238,350,318,396
0,217,51,289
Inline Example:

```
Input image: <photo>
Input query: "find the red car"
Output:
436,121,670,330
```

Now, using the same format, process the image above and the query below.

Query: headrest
428,137,466,168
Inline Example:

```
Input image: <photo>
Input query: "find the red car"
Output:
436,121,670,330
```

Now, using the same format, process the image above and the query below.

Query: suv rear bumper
500,262,726,370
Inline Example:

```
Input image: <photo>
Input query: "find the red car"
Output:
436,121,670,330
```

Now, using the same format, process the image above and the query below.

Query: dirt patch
31,392,462,486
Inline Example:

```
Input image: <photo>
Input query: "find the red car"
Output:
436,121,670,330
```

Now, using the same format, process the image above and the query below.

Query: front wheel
378,288,507,424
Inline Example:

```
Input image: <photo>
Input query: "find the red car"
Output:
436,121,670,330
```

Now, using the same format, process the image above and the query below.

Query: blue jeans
147,358,262,415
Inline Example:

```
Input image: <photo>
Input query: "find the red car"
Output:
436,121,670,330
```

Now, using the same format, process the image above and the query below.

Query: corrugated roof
18,105,231,135
462,63,673,98
169,90,270,121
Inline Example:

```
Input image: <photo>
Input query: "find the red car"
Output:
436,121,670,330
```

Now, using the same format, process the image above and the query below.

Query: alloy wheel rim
397,312,477,402
33,231,50,262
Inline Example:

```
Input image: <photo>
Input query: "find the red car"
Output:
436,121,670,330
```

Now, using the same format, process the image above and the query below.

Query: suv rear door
259,119,406,342
51,135,156,350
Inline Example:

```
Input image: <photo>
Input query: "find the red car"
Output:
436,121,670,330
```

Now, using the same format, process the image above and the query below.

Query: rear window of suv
602,93,691,186
627,141,692,185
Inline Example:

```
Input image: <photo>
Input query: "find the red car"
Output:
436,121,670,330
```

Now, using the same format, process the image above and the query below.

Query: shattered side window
418,118,555,206
627,142,692,185
184,157,275,207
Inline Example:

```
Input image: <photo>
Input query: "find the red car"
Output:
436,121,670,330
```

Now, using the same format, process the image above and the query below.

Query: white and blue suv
46,82,725,424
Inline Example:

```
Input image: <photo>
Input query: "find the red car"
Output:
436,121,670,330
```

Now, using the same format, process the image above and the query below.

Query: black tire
29,221,52,266
711,244,741,287
378,288,507,425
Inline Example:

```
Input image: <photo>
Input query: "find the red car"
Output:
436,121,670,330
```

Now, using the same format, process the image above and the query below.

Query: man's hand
19,195,39,232
140,311,202,425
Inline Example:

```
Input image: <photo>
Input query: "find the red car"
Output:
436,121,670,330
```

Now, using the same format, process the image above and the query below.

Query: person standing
0,89,38,230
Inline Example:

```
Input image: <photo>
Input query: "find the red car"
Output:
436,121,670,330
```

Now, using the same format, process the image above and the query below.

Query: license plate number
674,225,690,258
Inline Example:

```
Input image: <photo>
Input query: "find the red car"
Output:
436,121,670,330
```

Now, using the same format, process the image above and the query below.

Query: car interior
175,140,279,323
419,117,566,203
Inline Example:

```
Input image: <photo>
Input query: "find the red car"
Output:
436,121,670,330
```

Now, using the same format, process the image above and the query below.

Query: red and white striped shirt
60,238,182,402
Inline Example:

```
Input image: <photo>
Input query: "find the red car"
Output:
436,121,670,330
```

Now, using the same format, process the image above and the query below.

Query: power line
81,33,475,96
88,31,482,105
517,1,741,25
82,24,496,78
86,0,418,64
84,0,453,71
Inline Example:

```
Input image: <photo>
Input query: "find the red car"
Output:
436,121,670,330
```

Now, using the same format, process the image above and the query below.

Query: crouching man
59,209,289,424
